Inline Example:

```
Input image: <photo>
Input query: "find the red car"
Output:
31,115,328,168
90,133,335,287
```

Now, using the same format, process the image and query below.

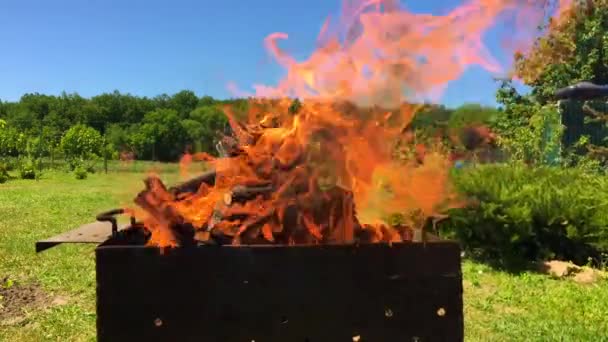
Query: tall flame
235,0,573,105
131,0,574,247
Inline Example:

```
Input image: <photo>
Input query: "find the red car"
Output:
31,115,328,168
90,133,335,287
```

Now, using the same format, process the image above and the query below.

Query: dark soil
0,278,49,325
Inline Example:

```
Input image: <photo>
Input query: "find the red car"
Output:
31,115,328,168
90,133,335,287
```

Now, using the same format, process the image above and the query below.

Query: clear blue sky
0,0,529,108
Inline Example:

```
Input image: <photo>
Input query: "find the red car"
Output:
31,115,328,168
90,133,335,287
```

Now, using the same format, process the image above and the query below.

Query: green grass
1,171,608,341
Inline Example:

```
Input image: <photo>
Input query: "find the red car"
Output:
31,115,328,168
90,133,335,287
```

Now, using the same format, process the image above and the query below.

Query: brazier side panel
96,243,463,342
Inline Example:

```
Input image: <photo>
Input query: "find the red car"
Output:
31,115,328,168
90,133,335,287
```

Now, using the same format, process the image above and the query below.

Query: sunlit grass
0,170,607,341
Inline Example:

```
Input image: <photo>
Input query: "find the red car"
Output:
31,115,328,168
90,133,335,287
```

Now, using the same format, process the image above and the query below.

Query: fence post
103,136,108,174
50,143,54,170
38,124,43,178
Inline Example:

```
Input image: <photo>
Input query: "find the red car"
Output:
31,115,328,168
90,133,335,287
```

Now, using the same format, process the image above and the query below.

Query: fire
130,0,572,247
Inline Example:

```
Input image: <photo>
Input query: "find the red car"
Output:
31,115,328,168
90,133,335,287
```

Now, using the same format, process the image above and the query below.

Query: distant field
0,170,607,341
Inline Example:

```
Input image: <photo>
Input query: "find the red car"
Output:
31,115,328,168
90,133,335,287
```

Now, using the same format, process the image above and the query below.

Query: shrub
0,125,27,158
441,164,608,267
0,162,9,183
3,159,17,171
19,158,39,180
74,166,88,180
60,124,103,170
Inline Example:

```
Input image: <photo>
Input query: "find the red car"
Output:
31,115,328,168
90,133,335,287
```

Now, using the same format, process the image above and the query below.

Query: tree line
0,89,500,164
0,90,243,162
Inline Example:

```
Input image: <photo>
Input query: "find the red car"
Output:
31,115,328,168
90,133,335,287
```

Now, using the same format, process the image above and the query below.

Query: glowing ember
129,0,573,247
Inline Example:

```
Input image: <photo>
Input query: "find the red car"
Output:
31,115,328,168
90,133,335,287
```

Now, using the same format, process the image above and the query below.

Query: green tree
188,106,228,153
106,124,133,154
497,0,608,164
514,0,608,105
199,95,216,107
0,92,232,162
60,124,103,168
171,90,199,119
0,121,26,157
139,109,189,161
448,103,498,129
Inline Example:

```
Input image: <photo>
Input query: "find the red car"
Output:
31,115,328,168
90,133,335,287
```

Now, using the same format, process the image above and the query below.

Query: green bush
441,164,608,267
0,162,9,183
3,159,17,171
18,158,39,180
74,166,88,180
0,120,27,158
60,124,103,170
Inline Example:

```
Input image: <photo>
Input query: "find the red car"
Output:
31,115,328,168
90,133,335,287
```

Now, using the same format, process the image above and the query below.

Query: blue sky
0,0,529,108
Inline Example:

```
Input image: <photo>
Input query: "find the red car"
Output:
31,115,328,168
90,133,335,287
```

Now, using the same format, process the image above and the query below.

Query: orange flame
234,0,572,103
130,0,573,247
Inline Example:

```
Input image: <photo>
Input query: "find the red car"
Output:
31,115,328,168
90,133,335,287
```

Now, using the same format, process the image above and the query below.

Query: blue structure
550,81,608,164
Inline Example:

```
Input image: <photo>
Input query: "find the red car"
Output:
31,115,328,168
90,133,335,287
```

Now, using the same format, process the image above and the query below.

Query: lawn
1,170,607,341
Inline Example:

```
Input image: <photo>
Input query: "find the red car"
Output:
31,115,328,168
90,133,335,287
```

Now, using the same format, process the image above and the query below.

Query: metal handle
96,208,131,236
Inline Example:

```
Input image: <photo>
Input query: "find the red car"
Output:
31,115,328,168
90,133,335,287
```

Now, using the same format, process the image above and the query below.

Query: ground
0,169,607,341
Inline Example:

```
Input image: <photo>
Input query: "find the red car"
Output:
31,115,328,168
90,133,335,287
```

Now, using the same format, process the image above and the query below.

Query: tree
60,124,104,168
139,109,190,161
90,91,123,129
448,104,498,129
171,90,199,119
199,95,216,107
497,0,608,164
407,104,452,139
513,0,608,104
0,120,26,157
188,106,228,154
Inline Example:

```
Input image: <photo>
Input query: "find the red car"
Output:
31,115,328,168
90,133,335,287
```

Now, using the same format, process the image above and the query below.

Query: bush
60,124,103,169
74,166,88,180
0,121,27,158
441,164,608,267
19,158,39,180
0,162,9,183
3,159,18,171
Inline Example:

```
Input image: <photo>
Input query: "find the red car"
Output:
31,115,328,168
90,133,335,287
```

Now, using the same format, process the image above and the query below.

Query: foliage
0,120,27,157
497,1,608,164
0,162,8,183
139,109,190,161
18,158,40,180
60,124,103,169
409,104,451,136
448,103,498,128
171,90,199,119
74,166,88,180
187,106,228,154
493,98,564,164
442,164,608,267
514,0,608,105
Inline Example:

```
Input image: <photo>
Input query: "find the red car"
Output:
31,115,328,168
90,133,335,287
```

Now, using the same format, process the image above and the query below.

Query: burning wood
132,99,459,247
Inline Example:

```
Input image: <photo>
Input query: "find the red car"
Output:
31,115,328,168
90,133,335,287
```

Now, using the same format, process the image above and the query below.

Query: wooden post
37,124,43,179
50,143,54,170
104,135,108,174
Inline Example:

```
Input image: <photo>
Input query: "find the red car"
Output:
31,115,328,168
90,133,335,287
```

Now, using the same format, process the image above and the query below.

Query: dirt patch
538,261,607,284
573,268,606,285
0,278,50,326
540,260,581,278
